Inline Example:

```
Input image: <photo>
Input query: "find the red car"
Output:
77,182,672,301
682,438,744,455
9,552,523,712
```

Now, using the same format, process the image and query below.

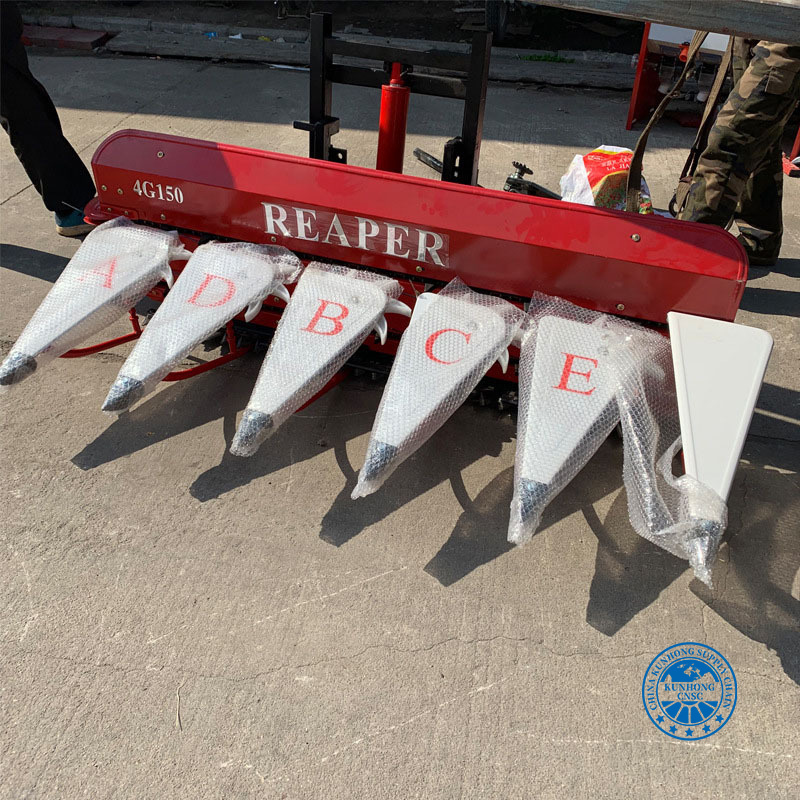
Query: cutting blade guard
353,278,524,498
102,241,301,413
231,261,408,456
0,217,182,389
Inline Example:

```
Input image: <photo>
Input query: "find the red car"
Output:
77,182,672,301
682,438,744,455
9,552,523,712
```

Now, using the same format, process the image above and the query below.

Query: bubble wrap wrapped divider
352,277,525,498
608,322,727,586
509,292,727,586
230,261,403,457
0,217,184,390
508,295,628,545
102,241,302,414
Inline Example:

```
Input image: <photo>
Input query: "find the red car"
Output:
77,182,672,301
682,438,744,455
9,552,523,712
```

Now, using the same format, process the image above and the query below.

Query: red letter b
303,299,349,335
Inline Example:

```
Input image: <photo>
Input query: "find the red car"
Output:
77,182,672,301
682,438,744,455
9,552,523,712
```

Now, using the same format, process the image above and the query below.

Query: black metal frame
294,12,492,185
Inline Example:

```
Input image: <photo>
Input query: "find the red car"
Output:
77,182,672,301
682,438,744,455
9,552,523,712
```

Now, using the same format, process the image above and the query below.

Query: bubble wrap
231,262,402,457
102,242,301,414
609,324,727,586
508,292,727,586
508,295,628,545
352,278,524,498
0,217,183,389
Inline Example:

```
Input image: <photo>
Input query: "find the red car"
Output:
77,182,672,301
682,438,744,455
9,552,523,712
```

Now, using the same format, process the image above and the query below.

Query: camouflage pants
681,40,800,259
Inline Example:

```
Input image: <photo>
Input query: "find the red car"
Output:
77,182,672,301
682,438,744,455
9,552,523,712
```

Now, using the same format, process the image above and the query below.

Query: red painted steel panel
91,129,747,324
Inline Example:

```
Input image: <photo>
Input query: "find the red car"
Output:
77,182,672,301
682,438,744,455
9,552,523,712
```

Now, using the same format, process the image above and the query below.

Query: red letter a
79,257,117,289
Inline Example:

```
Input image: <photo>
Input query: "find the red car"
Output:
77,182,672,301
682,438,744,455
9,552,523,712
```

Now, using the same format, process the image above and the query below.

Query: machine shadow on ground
0,244,69,282
421,433,693,633
417,407,798,689
739,286,800,317
68,357,799,691
582,433,800,686
190,382,519,542
424,435,624,587
316,406,515,548
748,382,800,461
188,376,380,500
692,437,800,687
71,361,260,470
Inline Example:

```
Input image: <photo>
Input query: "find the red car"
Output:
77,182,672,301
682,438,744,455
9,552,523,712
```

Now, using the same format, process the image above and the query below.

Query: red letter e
554,352,598,395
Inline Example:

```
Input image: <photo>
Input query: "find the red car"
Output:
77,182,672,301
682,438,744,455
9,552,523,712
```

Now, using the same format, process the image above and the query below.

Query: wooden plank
526,1,800,45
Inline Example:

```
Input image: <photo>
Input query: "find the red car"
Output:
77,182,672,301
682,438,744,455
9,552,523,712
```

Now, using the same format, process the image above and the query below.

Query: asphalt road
1,51,798,799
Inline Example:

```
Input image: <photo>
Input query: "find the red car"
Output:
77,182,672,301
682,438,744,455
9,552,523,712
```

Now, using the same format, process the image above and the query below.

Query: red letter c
424,328,471,364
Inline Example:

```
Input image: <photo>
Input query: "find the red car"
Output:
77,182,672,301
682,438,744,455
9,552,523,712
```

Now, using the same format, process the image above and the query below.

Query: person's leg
734,135,784,263
681,41,800,260
680,38,751,229
0,4,95,231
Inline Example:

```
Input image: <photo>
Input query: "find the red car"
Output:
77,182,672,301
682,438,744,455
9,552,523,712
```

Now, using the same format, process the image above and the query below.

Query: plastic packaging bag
352,278,524,498
609,326,727,586
559,145,653,213
0,217,183,389
102,241,301,413
231,262,404,456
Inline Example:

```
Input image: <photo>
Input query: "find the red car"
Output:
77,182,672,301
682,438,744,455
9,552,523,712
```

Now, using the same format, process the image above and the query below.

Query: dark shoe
737,234,778,267
55,209,93,237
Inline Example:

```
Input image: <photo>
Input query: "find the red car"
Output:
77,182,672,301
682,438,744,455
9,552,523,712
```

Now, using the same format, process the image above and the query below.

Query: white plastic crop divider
509,315,624,544
102,242,301,413
400,291,514,376
244,283,291,322
352,283,524,497
667,311,773,503
0,217,184,389
230,262,410,456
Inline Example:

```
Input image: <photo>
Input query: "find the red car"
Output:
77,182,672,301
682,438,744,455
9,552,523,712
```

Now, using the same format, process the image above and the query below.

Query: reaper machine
0,13,774,585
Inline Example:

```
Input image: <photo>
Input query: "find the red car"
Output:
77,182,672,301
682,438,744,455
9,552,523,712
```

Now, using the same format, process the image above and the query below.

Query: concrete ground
1,51,798,800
